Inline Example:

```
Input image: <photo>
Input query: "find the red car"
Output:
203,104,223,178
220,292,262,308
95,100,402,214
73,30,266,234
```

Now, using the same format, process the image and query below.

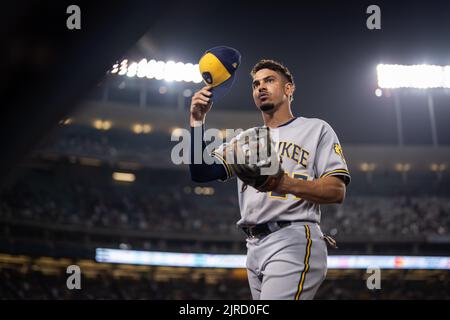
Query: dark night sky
133,0,450,145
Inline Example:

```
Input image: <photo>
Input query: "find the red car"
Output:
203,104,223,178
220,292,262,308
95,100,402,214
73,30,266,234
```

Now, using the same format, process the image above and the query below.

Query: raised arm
189,86,227,183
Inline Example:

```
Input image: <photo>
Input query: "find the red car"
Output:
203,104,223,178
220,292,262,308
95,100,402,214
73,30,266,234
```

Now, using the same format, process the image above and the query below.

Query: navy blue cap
199,46,241,101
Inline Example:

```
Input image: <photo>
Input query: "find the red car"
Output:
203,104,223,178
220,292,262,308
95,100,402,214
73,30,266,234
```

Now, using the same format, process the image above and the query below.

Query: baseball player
189,59,350,300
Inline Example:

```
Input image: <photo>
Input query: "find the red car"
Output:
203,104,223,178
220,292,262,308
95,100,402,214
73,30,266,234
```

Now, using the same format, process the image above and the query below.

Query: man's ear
284,82,295,99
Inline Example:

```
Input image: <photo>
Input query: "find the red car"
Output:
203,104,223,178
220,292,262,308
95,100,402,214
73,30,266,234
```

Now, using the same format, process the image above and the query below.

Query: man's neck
262,105,295,128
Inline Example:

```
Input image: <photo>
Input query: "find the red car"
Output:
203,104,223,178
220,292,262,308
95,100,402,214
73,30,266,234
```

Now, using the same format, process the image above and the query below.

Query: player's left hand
224,126,284,192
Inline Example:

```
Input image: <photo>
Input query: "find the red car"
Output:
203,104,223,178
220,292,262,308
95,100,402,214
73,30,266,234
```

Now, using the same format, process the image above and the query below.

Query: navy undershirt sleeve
189,125,227,182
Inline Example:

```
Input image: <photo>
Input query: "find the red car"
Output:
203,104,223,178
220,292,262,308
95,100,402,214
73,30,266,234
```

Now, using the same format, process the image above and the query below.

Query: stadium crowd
0,174,449,239
0,177,241,236
38,125,187,165
321,195,450,237
0,267,249,300
1,266,448,300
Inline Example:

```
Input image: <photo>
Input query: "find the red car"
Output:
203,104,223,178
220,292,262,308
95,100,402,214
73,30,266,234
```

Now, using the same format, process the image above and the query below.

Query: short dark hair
250,59,295,86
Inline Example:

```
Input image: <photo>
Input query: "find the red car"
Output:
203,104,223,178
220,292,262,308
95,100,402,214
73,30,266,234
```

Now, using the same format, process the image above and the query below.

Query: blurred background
1,0,449,299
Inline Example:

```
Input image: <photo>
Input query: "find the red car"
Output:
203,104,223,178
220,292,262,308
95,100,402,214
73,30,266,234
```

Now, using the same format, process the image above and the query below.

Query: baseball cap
198,46,241,101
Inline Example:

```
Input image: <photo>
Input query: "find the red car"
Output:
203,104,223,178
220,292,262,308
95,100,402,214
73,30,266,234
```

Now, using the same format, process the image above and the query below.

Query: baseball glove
223,126,284,192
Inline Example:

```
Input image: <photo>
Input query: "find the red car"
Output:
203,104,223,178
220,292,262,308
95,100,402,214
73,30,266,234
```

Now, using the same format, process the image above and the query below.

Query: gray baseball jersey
212,116,351,226
211,116,350,300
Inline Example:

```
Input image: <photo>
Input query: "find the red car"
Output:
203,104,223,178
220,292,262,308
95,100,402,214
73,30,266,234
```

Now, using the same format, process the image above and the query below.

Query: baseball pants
245,221,328,300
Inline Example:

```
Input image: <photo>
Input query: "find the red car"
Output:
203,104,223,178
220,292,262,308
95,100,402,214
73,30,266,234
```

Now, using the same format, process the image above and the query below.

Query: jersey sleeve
189,125,228,183
314,121,351,185
210,139,236,182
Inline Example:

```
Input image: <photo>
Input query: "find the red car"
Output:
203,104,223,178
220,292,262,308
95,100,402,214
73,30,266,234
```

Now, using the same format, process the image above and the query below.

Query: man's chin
259,103,275,112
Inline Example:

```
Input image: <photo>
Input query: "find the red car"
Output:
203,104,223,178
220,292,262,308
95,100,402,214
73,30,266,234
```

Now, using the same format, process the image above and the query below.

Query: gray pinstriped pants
245,221,328,300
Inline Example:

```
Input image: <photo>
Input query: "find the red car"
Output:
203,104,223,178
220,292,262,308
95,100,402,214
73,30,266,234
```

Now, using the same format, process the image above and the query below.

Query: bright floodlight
375,88,383,97
136,59,148,78
182,63,194,82
377,64,450,89
126,62,138,78
110,58,203,83
110,63,119,74
154,61,165,80
174,62,185,82
164,60,176,82
118,59,128,76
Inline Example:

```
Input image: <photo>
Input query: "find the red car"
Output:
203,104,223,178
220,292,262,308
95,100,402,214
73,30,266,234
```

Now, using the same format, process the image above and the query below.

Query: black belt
241,220,338,248
241,221,301,238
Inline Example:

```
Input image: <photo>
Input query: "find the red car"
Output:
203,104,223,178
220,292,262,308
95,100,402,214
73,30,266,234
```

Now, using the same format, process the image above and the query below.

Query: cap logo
202,72,213,84
232,62,238,69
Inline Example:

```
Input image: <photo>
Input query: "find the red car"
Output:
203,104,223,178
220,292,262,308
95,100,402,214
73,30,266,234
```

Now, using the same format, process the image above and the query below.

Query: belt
241,220,314,238
241,220,338,248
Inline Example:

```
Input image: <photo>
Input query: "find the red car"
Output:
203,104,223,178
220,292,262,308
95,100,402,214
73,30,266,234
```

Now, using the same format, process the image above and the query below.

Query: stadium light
110,58,203,83
377,64,447,147
154,61,165,80
164,60,176,82
395,163,411,172
102,121,112,130
430,163,447,172
375,88,383,97
59,118,73,126
171,127,184,138
126,62,138,78
377,64,450,89
93,119,112,131
112,172,136,183
111,64,119,74
142,124,152,134
359,162,376,172
194,186,215,196
118,59,128,76
132,123,152,134
136,59,148,78
132,124,143,134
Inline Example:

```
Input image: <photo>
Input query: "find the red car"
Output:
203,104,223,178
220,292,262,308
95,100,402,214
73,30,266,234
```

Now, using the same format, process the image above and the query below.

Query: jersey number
269,172,308,201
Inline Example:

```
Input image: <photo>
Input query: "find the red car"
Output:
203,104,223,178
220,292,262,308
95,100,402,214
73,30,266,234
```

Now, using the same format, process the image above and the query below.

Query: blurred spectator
1,266,448,300
1,177,449,239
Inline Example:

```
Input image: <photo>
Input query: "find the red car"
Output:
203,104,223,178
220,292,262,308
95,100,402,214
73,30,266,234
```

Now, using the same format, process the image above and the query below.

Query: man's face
252,68,291,113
